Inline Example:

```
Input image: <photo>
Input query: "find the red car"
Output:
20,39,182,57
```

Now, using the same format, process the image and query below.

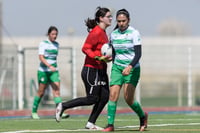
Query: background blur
0,0,200,110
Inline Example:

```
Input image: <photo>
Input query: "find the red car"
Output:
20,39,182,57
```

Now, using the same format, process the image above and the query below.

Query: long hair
85,7,110,32
114,9,130,30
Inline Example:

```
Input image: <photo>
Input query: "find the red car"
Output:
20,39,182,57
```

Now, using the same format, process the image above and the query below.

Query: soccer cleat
139,112,148,131
102,124,114,132
31,113,40,119
55,102,63,122
85,125,103,130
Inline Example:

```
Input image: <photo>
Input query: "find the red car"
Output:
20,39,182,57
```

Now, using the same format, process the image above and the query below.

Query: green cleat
32,113,40,119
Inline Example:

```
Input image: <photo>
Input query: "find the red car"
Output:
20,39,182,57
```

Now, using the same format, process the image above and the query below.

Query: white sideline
118,122,200,128
2,123,200,133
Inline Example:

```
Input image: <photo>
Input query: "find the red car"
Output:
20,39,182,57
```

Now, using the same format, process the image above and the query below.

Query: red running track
0,107,200,117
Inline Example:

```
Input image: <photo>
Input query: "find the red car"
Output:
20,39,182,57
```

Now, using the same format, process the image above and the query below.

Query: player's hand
49,65,56,72
122,65,132,75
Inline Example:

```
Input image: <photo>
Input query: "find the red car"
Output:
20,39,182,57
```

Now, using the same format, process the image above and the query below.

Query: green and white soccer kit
32,39,62,116
110,26,141,86
38,39,60,84
107,26,145,126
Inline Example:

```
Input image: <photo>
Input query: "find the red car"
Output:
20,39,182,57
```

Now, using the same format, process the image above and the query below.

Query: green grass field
1,113,200,133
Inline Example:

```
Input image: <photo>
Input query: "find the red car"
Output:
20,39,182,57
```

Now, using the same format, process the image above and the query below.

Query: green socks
32,96,41,113
32,96,62,113
107,100,117,125
54,97,62,105
107,100,144,125
129,101,145,118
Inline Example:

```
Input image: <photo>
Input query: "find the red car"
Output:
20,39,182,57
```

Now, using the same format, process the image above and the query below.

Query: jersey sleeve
82,32,99,58
109,33,113,45
133,30,142,46
38,41,45,55
55,41,59,55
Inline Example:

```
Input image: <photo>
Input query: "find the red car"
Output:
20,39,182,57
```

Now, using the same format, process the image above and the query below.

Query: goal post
18,46,24,110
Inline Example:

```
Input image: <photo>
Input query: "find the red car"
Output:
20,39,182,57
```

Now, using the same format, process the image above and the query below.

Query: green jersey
110,26,141,68
38,39,59,72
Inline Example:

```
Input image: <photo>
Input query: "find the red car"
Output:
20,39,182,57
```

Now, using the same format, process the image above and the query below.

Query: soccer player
31,26,68,119
55,7,112,130
102,9,148,132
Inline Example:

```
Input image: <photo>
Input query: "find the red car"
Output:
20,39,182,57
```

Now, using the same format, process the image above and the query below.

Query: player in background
102,9,148,132
55,7,112,130
32,26,68,119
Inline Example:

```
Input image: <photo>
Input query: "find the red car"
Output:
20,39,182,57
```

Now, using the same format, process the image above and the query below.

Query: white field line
0,129,98,133
118,122,200,129
2,123,200,133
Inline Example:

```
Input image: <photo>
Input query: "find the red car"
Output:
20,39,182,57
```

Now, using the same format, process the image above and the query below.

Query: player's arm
82,42,96,58
122,45,141,75
39,55,56,71
39,55,50,67
82,32,98,59
38,42,56,71
111,44,115,62
129,45,142,68
129,30,142,68
82,32,108,62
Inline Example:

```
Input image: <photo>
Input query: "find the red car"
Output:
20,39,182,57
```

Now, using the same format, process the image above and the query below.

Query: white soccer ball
101,43,112,57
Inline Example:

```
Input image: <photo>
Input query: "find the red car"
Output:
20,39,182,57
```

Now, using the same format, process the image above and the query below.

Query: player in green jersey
103,9,148,132
31,26,68,119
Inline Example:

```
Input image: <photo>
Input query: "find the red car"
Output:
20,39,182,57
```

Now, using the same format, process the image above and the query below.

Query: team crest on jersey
41,77,44,82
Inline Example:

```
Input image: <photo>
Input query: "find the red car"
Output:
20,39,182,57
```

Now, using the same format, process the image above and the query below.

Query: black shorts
81,66,109,97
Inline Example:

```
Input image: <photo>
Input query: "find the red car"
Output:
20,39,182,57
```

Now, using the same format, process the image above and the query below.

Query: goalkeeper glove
94,56,112,62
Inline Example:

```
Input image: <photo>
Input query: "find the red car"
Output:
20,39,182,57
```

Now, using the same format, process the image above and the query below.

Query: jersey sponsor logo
97,81,107,86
